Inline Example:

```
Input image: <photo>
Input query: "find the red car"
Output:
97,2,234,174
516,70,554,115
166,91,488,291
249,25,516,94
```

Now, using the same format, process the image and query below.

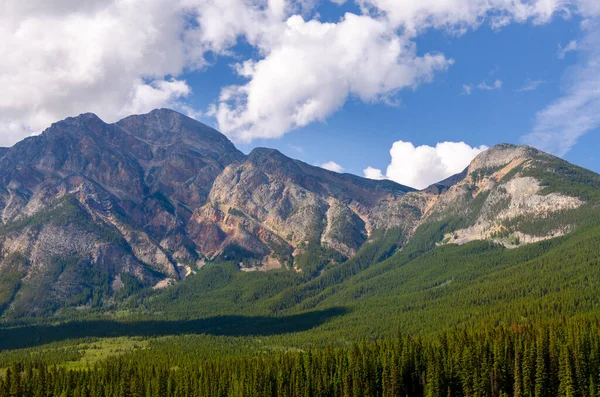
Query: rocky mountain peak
467,144,543,175
117,109,237,149
53,112,104,126
423,169,469,194
424,143,590,249
247,147,303,175
38,112,106,139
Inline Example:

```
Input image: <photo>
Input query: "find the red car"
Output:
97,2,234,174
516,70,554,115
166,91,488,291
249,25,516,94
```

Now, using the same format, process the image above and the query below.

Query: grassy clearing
0,336,150,372
62,337,149,370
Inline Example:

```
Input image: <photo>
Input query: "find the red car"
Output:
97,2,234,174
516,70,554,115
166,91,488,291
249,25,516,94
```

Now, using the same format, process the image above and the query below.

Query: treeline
2,319,600,396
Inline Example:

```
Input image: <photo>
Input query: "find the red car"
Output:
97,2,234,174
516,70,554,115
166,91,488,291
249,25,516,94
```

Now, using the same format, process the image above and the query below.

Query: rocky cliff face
0,111,596,317
190,148,422,269
0,109,420,315
422,144,591,247
0,109,246,315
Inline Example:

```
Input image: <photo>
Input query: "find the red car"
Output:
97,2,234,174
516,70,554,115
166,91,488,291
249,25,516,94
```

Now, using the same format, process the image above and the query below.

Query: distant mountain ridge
0,109,597,317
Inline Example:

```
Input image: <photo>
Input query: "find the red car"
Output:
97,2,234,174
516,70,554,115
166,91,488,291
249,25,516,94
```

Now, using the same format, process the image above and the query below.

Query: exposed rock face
116,109,245,207
0,109,419,315
424,144,586,247
0,111,594,316
190,148,420,268
0,110,246,315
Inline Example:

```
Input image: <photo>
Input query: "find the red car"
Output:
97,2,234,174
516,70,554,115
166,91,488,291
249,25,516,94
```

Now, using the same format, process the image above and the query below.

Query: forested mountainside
1,109,600,396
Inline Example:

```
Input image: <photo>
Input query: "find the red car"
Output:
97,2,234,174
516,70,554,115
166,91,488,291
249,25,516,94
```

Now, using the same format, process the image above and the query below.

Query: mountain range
0,108,598,318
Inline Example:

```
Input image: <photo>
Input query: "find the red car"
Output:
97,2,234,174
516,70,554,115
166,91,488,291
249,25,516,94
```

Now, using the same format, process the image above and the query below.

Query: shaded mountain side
423,167,468,195
115,108,246,208
151,143,600,326
112,215,600,339
0,110,248,316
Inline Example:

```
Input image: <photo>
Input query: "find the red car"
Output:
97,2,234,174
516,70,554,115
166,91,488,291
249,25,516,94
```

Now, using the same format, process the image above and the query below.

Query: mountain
0,109,417,317
191,147,423,271
0,109,598,319
120,144,600,337
423,143,598,246
0,109,247,316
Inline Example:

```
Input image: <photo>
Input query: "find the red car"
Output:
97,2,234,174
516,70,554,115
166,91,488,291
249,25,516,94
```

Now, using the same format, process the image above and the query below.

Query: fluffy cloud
363,166,386,180
1,0,597,148
0,0,283,146
356,0,567,34
364,141,487,189
320,161,345,172
210,13,451,141
124,79,192,116
181,0,289,60
1,0,452,146
522,19,600,156
210,0,589,142
0,0,193,146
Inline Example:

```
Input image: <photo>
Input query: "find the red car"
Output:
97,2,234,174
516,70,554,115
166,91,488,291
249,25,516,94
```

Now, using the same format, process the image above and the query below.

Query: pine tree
514,349,523,397
9,364,22,397
522,343,535,397
558,345,575,397
534,334,547,397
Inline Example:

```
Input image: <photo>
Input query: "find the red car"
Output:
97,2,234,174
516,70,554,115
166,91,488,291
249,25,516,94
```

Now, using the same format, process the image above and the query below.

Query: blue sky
236,17,588,173
2,0,599,189
187,3,597,185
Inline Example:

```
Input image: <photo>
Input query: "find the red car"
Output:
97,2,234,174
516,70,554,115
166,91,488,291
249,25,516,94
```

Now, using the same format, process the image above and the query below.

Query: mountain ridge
0,108,597,318
0,109,419,316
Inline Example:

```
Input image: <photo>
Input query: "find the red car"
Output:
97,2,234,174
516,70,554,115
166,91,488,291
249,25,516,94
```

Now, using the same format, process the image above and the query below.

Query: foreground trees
2,318,600,397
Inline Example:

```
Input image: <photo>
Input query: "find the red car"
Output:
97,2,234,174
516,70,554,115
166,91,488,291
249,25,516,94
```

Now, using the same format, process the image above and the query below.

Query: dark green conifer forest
3,319,600,396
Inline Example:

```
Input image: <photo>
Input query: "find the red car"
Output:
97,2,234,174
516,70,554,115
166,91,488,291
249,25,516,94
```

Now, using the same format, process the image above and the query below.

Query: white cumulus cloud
364,141,487,189
321,161,345,172
124,79,192,116
0,0,194,146
0,0,283,146
356,0,568,35
1,0,598,148
210,13,451,141
363,166,387,180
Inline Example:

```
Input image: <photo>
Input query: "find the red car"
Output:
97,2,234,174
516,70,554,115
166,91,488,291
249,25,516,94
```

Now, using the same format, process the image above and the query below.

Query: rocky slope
0,109,420,316
190,148,425,270
0,110,597,317
0,109,247,315
422,144,596,247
